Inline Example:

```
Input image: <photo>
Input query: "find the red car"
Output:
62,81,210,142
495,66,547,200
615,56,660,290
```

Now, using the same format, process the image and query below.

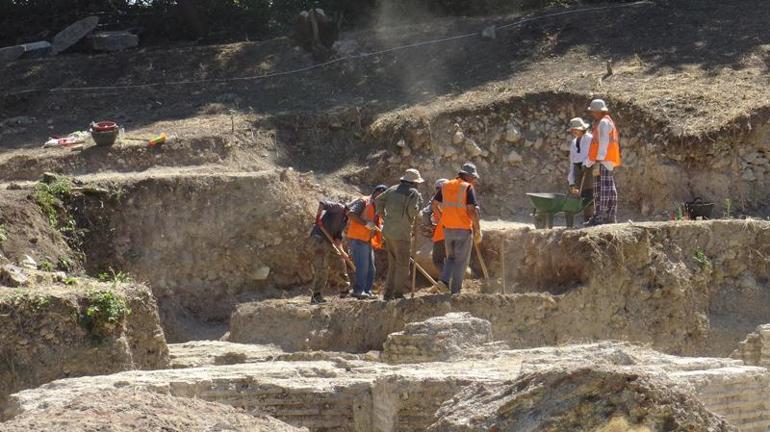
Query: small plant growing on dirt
63,276,78,286
39,260,53,272
34,176,73,227
97,268,133,285
57,257,72,272
0,224,7,244
694,249,712,269
79,290,131,338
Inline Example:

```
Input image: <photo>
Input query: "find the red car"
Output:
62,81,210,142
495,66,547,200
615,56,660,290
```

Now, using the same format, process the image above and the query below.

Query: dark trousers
384,238,411,298
308,235,348,296
440,229,473,294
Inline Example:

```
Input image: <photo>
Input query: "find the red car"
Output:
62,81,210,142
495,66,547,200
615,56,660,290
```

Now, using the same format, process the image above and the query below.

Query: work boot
339,289,351,298
310,293,327,305
583,217,601,227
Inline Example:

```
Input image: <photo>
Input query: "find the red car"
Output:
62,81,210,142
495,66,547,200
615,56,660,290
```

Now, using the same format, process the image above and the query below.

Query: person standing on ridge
307,199,351,304
584,99,622,226
346,184,387,299
375,168,424,301
567,117,595,224
431,162,481,295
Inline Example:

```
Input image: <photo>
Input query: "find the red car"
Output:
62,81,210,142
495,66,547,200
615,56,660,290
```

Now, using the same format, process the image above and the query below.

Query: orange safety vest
588,114,622,167
346,198,383,249
432,209,445,242
440,178,473,230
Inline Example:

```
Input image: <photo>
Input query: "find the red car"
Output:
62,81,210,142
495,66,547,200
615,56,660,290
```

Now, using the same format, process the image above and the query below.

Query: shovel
318,224,356,272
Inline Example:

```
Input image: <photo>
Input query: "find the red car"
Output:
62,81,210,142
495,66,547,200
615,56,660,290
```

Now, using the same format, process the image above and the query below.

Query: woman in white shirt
567,117,594,223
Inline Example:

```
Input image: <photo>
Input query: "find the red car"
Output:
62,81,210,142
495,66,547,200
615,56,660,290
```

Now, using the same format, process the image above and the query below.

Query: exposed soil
0,388,305,432
0,281,168,405
1,1,770,430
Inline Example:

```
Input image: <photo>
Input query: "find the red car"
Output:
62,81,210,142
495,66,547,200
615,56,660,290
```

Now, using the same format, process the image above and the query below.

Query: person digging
584,99,622,226
431,162,482,295
307,199,352,304
375,168,424,301
567,117,595,224
345,184,387,299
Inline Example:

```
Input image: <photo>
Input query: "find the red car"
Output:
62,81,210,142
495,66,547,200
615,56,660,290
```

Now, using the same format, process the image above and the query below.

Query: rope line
4,1,653,96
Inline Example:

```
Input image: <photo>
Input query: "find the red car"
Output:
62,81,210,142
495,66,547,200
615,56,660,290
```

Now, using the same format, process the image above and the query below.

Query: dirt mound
0,388,305,432
0,190,80,272
428,367,737,432
0,281,168,405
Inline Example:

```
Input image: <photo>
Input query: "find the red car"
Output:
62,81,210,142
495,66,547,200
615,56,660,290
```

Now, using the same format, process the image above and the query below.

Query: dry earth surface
2,0,770,431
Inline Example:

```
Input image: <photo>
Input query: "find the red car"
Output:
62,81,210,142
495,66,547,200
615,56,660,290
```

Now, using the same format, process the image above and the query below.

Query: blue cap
373,184,388,194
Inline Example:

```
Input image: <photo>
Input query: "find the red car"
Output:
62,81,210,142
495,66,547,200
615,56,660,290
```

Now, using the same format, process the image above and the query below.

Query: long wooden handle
474,242,490,280
318,224,356,272
410,258,437,286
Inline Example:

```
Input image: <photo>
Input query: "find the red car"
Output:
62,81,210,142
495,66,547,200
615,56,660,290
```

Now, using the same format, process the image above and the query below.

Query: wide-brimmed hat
458,162,480,179
434,178,448,189
587,99,609,112
568,117,590,131
400,168,425,183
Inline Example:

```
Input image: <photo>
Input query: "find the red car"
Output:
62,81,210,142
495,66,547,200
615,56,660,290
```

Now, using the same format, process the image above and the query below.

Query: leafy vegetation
97,268,133,285
79,290,131,338
1,0,594,48
34,176,73,227
39,260,54,272
33,176,87,250
694,249,712,269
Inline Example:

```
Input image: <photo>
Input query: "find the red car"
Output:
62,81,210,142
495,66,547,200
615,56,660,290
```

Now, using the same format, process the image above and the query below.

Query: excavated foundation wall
6,345,770,432
230,220,770,357
271,94,770,219
485,219,770,356
73,170,332,341
0,282,168,406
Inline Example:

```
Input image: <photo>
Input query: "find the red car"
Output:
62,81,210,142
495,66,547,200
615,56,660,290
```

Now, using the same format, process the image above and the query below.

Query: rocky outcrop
732,324,770,367
0,281,168,405
382,312,499,364
4,342,769,432
427,367,737,432
1,388,305,432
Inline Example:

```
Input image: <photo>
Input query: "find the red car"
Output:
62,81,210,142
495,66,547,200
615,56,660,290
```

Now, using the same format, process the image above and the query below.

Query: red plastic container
91,121,118,132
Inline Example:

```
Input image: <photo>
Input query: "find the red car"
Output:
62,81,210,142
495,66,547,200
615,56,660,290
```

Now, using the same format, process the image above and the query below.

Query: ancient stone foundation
4,342,770,432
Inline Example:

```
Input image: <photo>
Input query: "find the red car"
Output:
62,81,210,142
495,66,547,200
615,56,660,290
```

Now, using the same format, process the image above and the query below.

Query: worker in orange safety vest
346,184,387,299
430,162,481,295
584,98,622,226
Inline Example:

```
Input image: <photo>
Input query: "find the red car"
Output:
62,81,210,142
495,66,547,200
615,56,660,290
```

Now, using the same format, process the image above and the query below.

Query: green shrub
694,249,711,269
97,268,133,285
34,176,72,227
79,290,131,338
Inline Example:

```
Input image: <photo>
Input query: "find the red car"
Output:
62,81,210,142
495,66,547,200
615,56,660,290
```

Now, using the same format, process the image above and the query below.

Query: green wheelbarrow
526,193,593,229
